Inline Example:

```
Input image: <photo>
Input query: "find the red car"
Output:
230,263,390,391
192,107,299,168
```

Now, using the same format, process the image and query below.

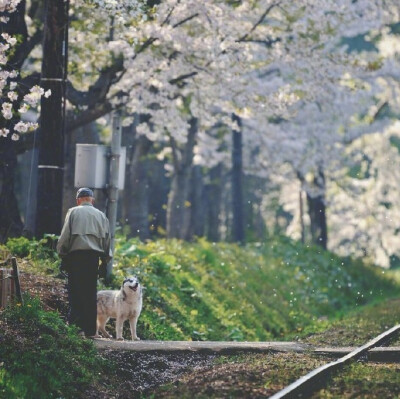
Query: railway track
269,324,400,399
94,324,400,397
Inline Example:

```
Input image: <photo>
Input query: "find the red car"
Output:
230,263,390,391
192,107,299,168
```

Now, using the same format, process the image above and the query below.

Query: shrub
0,295,107,399
5,235,60,274
6,235,59,260
4,237,31,258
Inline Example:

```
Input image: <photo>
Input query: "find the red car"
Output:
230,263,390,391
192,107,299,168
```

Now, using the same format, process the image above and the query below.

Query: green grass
4,235,399,342
301,297,400,346
0,296,107,399
2,235,400,398
107,236,400,341
4,235,61,274
314,362,400,398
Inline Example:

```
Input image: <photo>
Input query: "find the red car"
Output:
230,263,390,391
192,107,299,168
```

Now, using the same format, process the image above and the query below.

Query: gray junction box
74,144,126,190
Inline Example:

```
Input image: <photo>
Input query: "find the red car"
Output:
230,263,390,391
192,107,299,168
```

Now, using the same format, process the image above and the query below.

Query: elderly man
57,187,112,338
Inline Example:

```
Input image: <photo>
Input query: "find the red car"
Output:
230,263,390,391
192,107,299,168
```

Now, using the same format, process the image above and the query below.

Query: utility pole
106,111,122,278
232,113,245,243
35,0,69,237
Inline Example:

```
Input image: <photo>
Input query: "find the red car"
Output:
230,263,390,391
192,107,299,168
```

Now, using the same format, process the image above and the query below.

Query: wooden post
0,268,8,308
0,260,23,308
11,257,23,304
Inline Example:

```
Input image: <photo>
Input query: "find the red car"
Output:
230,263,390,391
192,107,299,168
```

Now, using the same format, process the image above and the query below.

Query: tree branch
66,9,202,131
10,29,43,70
161,4,176,26
65,102,114,132
66,58,123,107
19,72,41,94
237,2,281,43
172,13,199,29
239,37,281,48
169,71,198,86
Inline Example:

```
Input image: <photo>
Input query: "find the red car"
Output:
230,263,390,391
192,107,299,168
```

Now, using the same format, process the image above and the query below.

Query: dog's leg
115,317,124,340
129,316,140,341
97,316,112,338
96,318,100,337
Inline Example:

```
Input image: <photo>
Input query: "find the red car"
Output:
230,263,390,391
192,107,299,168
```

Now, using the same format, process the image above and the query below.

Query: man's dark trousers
66,250,99,336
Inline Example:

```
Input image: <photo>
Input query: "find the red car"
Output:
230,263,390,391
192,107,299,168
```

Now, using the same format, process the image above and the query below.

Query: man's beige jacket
57,202,112,262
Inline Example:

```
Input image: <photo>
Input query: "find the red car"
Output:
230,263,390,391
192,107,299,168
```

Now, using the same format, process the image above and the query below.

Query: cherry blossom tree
0,0,49,140
236,2,400,256
2,0,400,253
0,0,52,240
63,0,400,255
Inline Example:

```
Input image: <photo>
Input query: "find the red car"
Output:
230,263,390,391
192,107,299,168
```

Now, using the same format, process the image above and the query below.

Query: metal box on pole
74,144,126,189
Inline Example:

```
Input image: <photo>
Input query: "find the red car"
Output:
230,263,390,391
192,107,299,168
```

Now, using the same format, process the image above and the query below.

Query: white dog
96,276,142,341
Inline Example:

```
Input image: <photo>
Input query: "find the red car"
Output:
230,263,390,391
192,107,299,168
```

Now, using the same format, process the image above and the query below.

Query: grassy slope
2,236,400,398
109,236,400,341
0,296,106,399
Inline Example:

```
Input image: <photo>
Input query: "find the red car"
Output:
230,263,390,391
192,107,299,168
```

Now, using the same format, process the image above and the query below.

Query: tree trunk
124,133,152,240
188,165,205,239
306,168,327,249
206,164,223,242
35,0,69,237
0,139,23,242
0,1,29,242
244,176,267,242
231,114,244,243
299,188,305,244
167,169,192,239
167,117,197,239
22,147,39,238
148,158,169,237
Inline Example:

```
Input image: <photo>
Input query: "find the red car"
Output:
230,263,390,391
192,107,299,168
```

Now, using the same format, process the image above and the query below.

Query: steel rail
269,324,400,399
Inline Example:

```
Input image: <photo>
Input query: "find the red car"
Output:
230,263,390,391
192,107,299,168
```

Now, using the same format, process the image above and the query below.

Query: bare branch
161,4,176,26
169,71,198,85
237,2,281,43
239,37,280,48
172,12,199,28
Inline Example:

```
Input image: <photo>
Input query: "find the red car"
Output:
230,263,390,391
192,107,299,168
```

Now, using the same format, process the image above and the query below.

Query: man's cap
76,187,94,199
